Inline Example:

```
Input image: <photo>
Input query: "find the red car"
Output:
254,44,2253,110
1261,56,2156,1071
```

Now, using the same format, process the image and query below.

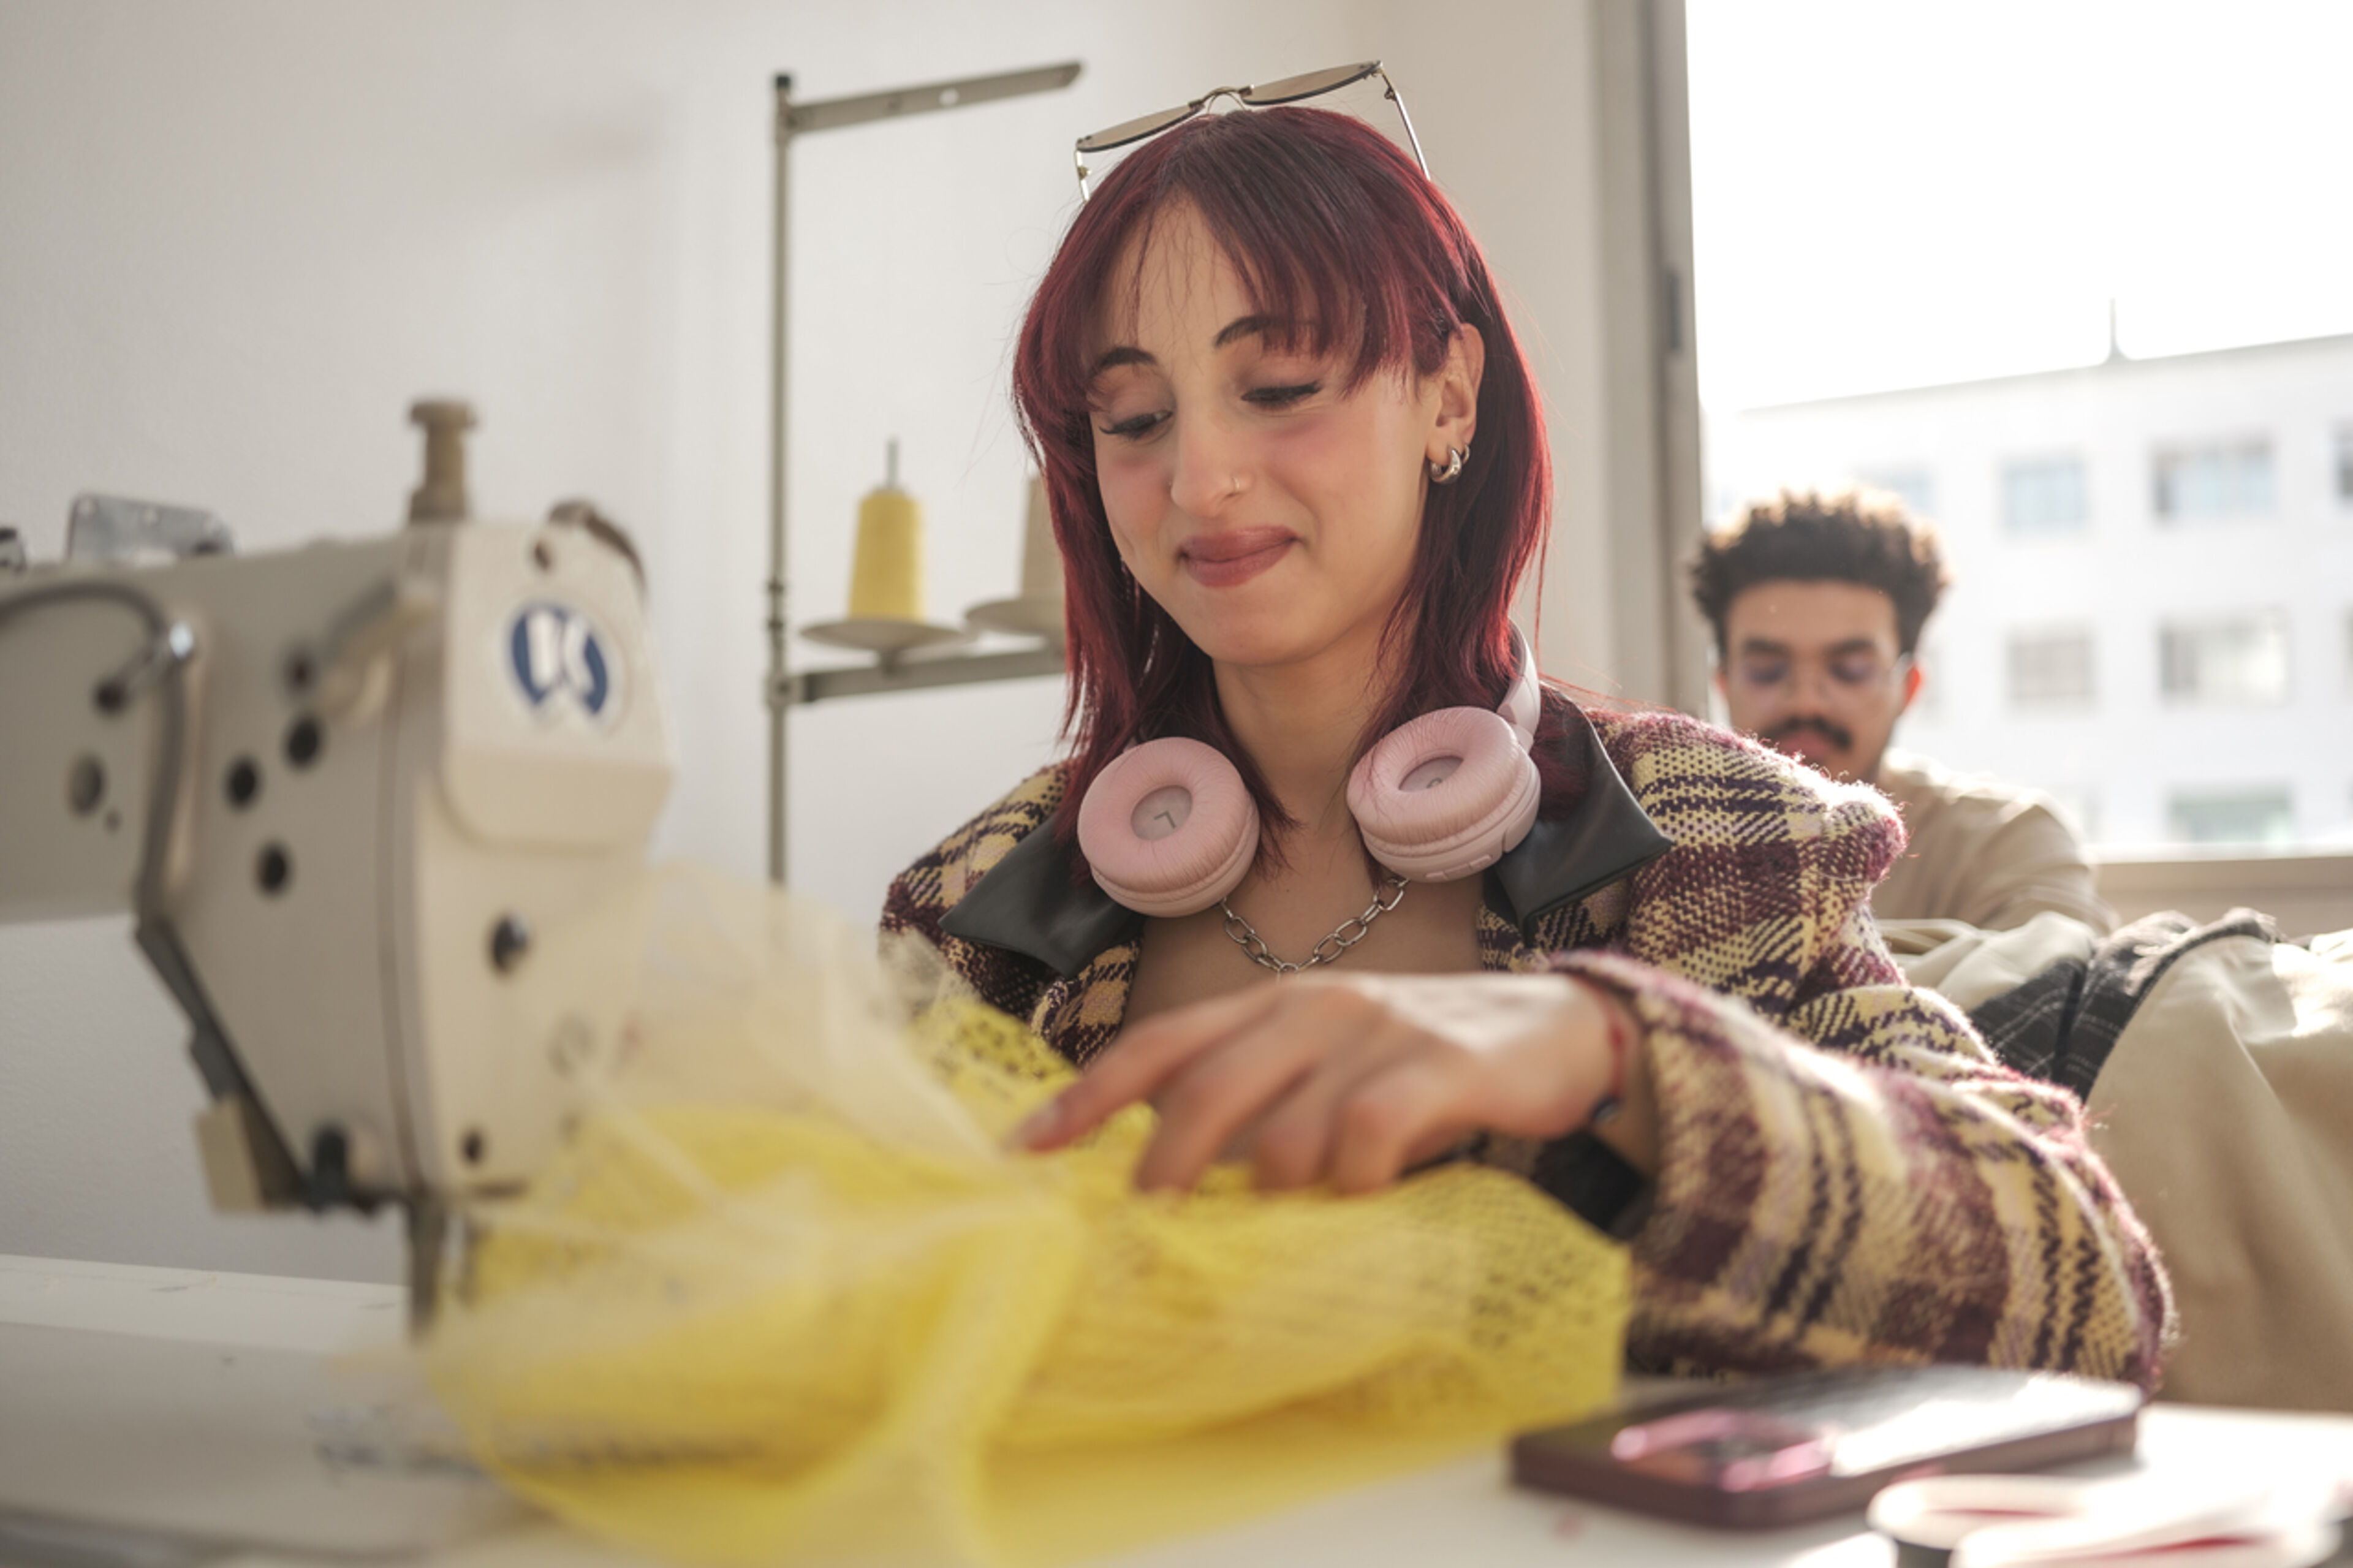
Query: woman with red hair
884,100,2169,1387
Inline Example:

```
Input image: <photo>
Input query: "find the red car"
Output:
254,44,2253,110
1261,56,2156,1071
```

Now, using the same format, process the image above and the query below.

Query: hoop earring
1427,445,1467,485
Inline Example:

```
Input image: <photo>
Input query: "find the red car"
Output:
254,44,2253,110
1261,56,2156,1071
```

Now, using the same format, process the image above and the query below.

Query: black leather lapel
938,817,1143,979
1488,703,1674,931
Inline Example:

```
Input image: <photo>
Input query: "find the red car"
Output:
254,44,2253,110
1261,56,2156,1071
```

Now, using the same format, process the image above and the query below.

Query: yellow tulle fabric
424,867,1629,1567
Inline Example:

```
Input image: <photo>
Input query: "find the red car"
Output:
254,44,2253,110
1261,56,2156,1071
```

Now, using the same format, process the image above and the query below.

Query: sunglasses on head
1073,61,1428,201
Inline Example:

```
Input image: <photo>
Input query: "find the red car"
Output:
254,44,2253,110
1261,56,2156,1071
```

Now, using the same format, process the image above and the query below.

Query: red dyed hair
1012,105,1566,857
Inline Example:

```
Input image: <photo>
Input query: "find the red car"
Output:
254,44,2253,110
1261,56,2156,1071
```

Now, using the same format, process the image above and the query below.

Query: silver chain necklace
1220,873,1408,975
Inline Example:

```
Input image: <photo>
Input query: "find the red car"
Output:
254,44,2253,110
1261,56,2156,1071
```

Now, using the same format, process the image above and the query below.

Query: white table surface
4,1252,2349,1568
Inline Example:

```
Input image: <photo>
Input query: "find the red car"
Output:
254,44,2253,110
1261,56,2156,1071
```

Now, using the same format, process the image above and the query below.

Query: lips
1180,528,1295,589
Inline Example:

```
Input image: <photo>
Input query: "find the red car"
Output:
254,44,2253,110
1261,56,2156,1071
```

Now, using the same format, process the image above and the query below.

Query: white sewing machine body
0,464,671,1307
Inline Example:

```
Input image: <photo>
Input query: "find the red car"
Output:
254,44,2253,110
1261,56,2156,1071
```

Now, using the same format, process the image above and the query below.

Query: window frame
2151,436,2277,523
1999,452,2091,537
2166,786,2297,847
2158,610,2295,706
2004,624,2099,711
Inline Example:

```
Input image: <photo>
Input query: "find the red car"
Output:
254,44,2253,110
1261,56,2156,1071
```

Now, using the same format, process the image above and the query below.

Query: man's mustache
1764,715,1855,752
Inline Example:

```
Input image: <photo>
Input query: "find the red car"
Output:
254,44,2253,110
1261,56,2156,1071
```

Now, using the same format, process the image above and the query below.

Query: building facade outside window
1693,7,2352,853
1856,466,1938,524
2153,439,2275,520
2168,787,2297,846
2002,455,2090,535
2007,627,2098,709
2159,612,2292,705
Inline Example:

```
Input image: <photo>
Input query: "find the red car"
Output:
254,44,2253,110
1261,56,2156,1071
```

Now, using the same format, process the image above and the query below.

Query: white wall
0,0,1675,1280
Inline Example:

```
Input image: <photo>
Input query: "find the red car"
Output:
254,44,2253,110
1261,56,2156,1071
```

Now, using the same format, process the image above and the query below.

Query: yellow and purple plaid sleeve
1569,713,2172,1388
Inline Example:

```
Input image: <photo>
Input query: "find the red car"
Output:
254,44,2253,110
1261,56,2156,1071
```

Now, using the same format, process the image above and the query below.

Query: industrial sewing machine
0,403,673,1326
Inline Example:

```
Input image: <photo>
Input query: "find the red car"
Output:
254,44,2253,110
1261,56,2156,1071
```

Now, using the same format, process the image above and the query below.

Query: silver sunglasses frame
1072,61,1428,201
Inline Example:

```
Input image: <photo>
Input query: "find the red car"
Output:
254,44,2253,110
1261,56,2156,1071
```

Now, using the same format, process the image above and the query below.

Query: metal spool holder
765,62,1082,885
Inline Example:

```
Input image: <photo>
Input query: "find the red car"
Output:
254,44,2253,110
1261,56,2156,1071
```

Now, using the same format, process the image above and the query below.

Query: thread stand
765,62,1082,886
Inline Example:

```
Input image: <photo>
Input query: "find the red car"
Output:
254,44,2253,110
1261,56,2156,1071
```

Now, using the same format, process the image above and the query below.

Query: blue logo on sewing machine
505,600,618,724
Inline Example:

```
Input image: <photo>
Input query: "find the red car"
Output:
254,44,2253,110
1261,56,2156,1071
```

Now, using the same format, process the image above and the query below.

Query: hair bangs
1160,112,1422,395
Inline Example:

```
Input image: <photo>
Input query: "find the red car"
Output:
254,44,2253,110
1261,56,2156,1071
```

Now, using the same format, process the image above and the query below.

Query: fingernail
1010,1099,1063,1150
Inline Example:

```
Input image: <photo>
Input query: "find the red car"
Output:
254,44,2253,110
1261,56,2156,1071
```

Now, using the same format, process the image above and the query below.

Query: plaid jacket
882,700,2172,1389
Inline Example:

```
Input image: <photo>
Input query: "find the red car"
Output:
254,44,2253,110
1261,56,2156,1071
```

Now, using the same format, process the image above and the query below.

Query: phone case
1509,1364,2143,1529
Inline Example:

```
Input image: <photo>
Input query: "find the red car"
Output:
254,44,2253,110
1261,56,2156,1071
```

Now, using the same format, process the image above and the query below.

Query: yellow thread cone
849,479,924,621
847,485,917,621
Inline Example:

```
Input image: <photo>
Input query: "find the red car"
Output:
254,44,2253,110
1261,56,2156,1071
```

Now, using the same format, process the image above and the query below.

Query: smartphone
1510,1364,2143,1529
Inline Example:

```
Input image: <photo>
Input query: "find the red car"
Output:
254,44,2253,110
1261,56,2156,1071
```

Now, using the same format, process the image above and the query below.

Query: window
2003,455,2088,535
2007,627,2097,708
1855,466,1936,521
2159,612,2292,705
2153,439,2274,520
2169,788,2295,846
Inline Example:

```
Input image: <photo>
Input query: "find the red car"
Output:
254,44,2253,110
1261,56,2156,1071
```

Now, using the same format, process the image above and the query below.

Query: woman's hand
1014,972,1645,1194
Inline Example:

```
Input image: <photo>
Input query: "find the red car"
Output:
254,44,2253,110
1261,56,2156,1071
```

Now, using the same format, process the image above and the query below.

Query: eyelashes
1093,382,1324,442
1097,411,1169,440
1245,381,1321,407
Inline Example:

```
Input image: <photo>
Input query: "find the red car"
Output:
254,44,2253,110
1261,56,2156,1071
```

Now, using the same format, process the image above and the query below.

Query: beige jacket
1892,914,2353,1412
1873,749,2114,934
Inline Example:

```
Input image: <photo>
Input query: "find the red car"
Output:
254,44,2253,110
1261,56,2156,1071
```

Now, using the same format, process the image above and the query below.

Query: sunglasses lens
1076,103,1199,154
1241,61,1379,105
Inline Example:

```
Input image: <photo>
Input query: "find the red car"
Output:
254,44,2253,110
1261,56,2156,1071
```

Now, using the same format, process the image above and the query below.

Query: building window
1855,467,1936,522
2169,788,2295,846
2153,439,2274,520
2002,455,2088,535
2159,612,2292,705
2007,627,2097,708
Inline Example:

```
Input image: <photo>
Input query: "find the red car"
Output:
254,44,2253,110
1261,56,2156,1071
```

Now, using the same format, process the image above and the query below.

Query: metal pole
766,74,794,885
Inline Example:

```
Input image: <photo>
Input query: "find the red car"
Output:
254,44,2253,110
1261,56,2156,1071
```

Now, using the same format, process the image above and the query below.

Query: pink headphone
1075,629,1545,917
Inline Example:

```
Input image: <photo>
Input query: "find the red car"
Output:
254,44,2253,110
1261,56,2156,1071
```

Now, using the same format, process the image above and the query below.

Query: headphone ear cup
1077,738,1260,917
1346,708,1541,882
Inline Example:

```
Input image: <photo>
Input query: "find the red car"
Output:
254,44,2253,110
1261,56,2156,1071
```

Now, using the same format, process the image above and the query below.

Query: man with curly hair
1691,488,2112,933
